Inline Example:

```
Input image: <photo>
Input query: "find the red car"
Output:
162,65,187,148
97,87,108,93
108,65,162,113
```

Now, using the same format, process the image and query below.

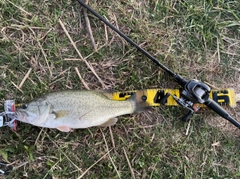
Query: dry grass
0,0,240,178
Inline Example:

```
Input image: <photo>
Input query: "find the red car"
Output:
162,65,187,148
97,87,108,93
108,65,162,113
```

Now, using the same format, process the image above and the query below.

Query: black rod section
76,0,240,129
205,99,240,129
76,0,176,78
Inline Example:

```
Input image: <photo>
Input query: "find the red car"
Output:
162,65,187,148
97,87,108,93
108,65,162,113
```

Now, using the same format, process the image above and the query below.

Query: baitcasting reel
76,0,240,129
164,79,240,128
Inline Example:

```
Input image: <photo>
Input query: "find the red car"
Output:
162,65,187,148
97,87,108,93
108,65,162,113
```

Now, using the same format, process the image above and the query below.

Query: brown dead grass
0,0,240,178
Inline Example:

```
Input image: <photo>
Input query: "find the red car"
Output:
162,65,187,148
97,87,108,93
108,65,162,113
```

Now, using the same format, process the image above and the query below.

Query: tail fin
128,90,151,113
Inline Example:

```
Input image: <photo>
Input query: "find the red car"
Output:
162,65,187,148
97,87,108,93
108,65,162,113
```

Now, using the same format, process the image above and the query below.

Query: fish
15,90,150,132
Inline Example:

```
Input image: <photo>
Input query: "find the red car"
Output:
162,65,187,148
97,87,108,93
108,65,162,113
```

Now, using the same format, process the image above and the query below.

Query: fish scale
16,90,149,132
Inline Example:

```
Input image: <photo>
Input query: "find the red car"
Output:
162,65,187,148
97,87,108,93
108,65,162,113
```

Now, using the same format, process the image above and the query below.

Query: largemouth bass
16,90,149,132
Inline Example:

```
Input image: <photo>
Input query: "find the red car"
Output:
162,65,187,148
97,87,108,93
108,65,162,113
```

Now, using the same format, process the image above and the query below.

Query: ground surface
0,0,240,178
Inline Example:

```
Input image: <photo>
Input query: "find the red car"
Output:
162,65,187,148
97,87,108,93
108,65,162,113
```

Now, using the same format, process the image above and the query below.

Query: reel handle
182,110,194,122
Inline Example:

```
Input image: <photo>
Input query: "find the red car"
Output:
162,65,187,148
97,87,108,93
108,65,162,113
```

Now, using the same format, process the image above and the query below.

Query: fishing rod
76,0,240,129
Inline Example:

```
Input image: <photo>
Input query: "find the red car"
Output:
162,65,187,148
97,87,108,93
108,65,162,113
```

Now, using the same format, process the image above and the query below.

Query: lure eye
21,104,28,109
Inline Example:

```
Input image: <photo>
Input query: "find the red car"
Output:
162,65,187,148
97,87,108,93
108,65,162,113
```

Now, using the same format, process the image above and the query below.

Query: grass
0,0,240,178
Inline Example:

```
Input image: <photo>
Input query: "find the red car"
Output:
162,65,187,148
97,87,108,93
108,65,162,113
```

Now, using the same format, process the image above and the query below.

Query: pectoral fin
99,118,118,127
53,110,69,120
57,126,71,132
